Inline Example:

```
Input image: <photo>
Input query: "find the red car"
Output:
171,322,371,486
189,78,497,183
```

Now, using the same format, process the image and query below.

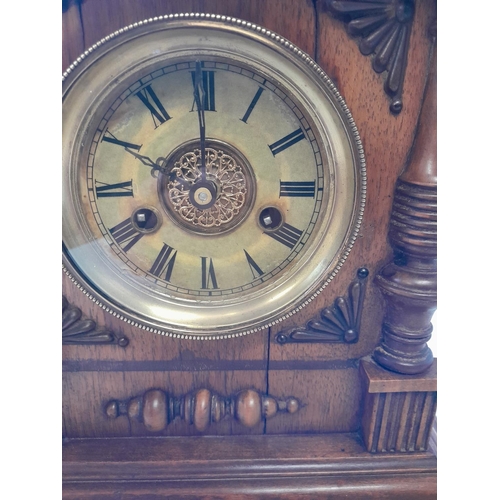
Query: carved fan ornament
276,268,369,344
326,0,415,114
62,296,129,346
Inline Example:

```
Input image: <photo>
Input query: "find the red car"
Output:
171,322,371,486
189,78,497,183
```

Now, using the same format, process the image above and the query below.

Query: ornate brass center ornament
62,14,366,339
159,140,255,234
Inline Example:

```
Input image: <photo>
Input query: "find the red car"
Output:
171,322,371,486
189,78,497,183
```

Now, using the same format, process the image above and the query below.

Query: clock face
62,15,366,339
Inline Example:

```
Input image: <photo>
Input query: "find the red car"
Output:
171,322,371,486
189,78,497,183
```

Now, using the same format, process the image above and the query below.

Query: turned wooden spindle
374,37,437,374
105,388,300,432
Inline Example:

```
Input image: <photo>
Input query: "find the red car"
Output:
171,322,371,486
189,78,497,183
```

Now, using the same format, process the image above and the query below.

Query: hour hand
125,147,157,168
124,147,168,177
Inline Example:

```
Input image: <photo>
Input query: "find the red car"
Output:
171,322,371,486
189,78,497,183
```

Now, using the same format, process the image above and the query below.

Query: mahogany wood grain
62,434,437,499
62,1,84,73
62,0,316,72
62,475,437,499
266,368,362,433
361,357,437,393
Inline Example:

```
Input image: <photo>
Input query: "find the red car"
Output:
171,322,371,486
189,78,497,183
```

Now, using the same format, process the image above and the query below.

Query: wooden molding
326,0,415,114
62,296,129,347
62,433,437,499
105,387,301,432
275,268,369,344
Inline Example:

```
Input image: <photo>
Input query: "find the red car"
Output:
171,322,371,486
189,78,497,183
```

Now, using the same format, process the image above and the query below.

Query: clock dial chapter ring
158,139,256,235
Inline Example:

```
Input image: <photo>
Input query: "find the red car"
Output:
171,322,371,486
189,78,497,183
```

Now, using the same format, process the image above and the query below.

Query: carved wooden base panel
360,357,436,453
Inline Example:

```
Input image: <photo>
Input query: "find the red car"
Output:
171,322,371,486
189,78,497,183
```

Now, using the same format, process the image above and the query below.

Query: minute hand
193,61,207,181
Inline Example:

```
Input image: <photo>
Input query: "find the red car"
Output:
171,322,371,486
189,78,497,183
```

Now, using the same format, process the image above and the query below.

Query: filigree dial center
159,140,256,235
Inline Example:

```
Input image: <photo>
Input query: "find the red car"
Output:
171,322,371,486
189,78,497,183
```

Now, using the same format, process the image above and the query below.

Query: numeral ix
191,67,216,111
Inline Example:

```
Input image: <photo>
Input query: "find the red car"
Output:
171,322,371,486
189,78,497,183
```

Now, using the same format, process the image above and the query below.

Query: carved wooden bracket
275,268,369,344
325,0,415,114
374,34,436,374
62,295,129,347
105,388,301,432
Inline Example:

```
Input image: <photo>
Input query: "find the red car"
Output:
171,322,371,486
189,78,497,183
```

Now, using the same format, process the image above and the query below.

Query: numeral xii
191,68,216,111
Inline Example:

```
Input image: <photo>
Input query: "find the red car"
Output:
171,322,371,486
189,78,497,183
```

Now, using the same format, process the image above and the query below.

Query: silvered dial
62,15,366,338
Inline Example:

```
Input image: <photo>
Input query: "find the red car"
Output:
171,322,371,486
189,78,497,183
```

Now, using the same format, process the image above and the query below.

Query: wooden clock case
62,1,437,498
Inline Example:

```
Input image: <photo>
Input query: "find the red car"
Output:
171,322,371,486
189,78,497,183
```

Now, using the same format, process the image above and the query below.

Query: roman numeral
150,244,177,282
279,181,316,198
269,128,305,156
191,68,216,111
136,85,171,127
241,86,265,123
265,223,303,249
95,180,133,198
201,257,218,289
244,250,264,279
101,130,142,150
109,218,144,252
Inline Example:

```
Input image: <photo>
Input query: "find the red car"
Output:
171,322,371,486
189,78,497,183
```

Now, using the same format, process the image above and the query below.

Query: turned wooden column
374,33,437,374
